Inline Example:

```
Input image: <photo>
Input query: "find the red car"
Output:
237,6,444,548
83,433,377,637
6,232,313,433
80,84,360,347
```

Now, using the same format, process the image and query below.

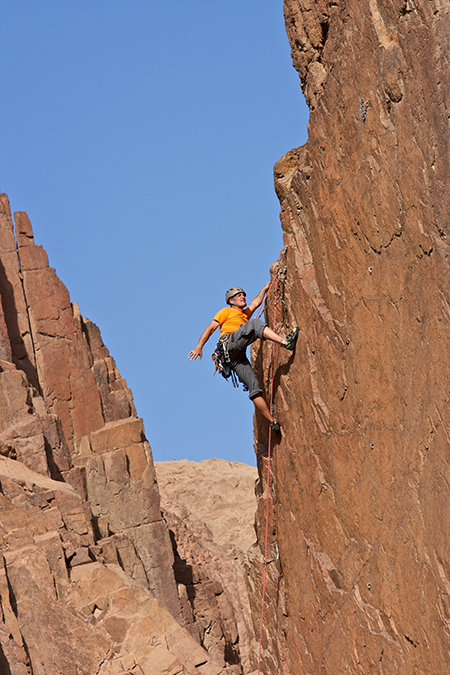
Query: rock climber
188,285,298,432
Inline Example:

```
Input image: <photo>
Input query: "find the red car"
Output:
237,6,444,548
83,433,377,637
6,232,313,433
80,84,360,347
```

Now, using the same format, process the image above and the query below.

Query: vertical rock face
251,1,450,673
0,196,246,674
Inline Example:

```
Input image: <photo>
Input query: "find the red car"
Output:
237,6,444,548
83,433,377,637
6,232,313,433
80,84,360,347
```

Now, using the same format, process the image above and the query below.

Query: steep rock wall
251,1,450,673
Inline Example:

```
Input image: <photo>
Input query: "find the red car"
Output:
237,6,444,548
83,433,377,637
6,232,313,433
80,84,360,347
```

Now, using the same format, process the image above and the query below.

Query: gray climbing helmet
225,287,246,304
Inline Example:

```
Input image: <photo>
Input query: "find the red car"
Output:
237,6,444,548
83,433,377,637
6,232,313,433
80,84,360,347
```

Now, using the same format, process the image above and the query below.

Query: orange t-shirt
213,307,252,337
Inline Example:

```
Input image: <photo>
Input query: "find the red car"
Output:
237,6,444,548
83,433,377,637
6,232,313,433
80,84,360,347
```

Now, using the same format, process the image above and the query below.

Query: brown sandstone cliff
250,1,450,673
0,196,250,675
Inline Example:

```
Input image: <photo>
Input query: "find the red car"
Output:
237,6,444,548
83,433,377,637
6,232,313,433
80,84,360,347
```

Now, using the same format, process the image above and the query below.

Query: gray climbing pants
227,317,266,400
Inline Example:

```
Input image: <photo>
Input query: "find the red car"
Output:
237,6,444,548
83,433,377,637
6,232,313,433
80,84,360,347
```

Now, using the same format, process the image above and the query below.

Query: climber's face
230,292,246,308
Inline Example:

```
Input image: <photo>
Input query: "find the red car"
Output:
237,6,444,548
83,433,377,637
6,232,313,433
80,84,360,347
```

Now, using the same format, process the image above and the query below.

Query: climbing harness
211,334,245,389
257,246,290,675
212,334,232,379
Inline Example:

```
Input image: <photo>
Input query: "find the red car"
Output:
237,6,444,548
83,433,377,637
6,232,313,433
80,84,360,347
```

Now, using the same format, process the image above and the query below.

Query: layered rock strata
0,195,246,674
251,1,450,673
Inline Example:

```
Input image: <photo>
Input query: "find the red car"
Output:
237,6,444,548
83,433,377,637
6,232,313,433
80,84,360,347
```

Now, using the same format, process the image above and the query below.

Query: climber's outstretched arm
188,320,220,361
247,282,270,315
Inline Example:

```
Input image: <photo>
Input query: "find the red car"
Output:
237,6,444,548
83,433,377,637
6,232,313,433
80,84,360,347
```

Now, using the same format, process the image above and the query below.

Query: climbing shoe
270,420,281,434
284,327,299,351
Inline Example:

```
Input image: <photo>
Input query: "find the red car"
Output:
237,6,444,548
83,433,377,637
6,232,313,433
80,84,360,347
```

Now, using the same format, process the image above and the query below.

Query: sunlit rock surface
249,1,450,673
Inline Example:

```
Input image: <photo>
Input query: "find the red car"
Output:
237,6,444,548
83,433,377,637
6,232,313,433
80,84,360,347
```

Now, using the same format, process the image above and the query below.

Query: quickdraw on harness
212,334,232,379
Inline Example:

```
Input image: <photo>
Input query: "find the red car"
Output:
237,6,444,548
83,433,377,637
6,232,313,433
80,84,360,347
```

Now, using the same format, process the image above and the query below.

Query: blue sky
0,0,308,466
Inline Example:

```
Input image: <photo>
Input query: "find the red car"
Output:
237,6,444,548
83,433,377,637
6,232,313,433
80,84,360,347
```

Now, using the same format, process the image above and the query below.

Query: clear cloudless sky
0,0,309,466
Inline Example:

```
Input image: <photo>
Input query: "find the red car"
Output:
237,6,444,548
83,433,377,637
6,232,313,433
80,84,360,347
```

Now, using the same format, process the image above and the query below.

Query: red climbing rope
257,291,279,675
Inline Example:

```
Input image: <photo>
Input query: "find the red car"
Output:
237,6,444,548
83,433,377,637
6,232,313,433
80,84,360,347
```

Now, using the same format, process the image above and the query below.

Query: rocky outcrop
0,455,214,675
155,459,258,675
250,1,450,673
0,195,244,674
